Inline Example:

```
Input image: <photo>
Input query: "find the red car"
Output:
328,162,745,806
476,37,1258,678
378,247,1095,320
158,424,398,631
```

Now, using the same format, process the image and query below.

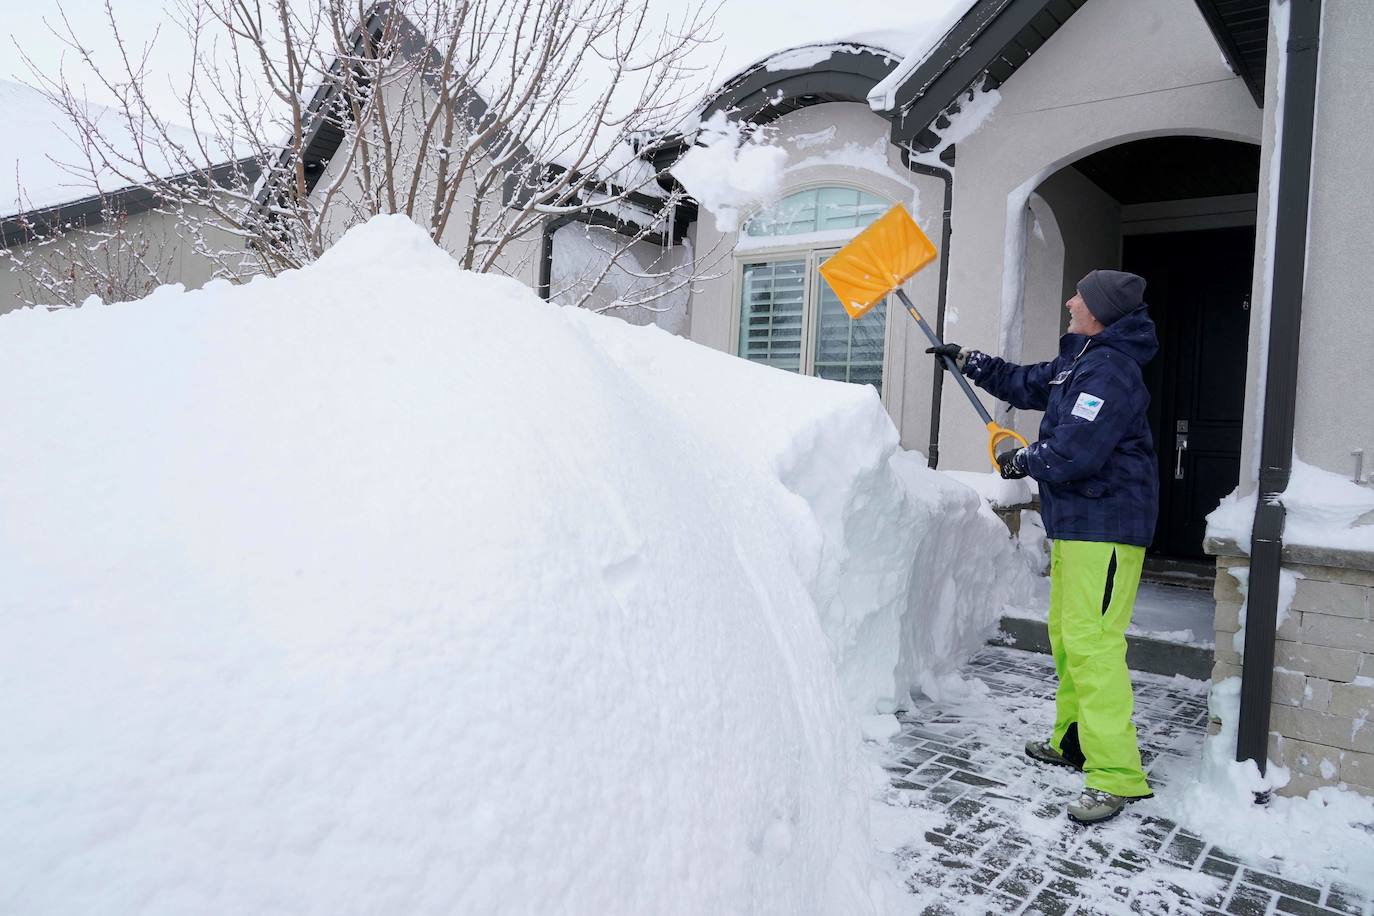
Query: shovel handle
894,289,995,427
892,290,1030,471
987,422,1030,471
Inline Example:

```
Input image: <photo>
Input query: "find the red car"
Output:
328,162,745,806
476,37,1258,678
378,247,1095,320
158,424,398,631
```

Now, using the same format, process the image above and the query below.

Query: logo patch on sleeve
1071,392,1105,421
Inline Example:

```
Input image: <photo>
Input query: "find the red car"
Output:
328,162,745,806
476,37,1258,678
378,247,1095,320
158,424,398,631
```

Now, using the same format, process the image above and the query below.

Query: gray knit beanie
1077,270,1146,326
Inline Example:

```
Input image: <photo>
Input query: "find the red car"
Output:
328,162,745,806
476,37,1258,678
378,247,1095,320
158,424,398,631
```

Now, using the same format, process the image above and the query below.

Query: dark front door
1125,226,1254,559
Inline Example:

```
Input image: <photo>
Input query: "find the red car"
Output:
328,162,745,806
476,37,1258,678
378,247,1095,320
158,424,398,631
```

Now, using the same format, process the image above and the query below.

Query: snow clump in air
672,110,788,233
0,214,1037,915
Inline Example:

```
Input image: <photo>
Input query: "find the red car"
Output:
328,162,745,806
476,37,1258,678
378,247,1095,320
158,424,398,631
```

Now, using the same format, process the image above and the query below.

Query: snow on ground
0,214,1038,915
1155,677,1374,895
1131,581,1218,647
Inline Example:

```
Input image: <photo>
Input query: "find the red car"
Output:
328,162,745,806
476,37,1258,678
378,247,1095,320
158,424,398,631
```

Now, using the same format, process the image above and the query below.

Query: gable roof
870,0,1269,154
699,43,903,127
254,1,691,245
871,0,1090,151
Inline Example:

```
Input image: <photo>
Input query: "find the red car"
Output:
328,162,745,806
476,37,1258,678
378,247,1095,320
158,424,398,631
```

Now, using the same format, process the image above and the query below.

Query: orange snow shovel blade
821,203,1030,471
818,204,937,319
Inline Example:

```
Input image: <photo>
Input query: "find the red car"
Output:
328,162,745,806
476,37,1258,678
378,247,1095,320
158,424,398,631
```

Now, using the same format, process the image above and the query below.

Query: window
736,187,891,394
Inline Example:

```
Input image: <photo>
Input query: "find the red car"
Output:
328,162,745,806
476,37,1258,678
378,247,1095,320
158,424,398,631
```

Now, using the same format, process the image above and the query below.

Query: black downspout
537,216,574,300
1236,0,1322,793
901,151,954,469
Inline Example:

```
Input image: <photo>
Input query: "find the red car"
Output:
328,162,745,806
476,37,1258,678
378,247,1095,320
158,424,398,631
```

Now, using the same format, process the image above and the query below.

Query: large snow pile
0,215,1035,915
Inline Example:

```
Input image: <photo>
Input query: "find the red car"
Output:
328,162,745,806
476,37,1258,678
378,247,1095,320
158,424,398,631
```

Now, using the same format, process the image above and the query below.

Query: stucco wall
1249,0,1374,483
550,222,692,336
1037,167,1123,316
935,0,1261,472
687,102,948,454
1,205,236,313
310,77,542,289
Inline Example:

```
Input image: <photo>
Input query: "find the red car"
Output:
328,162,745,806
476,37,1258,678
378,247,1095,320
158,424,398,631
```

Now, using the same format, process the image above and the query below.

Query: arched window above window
744,186,889,238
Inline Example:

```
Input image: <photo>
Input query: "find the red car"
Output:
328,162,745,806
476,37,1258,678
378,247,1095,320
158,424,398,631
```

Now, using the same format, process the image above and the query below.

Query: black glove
997,447,1029,480
925,342,968,372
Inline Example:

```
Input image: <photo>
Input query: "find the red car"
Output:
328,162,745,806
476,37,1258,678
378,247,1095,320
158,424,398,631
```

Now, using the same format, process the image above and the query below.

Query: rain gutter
1236,0,1322,791
901,150,955,469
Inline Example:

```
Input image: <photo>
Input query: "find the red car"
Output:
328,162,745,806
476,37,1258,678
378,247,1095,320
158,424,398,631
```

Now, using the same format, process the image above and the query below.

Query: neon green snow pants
1047,540,1152,798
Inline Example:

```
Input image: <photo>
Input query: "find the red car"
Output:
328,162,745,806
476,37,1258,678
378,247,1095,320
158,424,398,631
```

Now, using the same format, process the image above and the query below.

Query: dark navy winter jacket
965,308,1160,547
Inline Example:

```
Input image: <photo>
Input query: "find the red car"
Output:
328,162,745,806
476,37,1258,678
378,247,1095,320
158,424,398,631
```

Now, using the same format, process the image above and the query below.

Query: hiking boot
1066,787,1152,825
1024,739,1082,771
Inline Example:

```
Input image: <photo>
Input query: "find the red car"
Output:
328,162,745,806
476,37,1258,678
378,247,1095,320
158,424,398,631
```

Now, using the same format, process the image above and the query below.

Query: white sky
4,0,968,213
8,0,968,117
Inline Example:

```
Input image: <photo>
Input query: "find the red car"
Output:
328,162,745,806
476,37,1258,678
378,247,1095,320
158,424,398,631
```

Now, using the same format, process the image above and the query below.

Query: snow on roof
703,0,976,96
0,213,1040,911
3,2,978,217
0,78,204,221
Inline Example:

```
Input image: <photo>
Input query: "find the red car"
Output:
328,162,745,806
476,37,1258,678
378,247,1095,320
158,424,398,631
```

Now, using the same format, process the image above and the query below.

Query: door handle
1174,434,1189,480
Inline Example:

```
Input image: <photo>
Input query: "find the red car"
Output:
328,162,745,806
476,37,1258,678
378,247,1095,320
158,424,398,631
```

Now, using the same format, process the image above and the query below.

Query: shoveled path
876,646,1372,916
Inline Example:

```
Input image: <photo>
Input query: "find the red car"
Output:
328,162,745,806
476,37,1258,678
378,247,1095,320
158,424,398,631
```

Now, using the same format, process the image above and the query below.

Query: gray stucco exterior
687,101,948,453
1237,0,1374,489
930,0,1262,471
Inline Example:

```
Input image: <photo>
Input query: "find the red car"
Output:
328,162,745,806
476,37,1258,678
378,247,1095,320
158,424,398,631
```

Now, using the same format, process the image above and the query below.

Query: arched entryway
1023,135,1261,563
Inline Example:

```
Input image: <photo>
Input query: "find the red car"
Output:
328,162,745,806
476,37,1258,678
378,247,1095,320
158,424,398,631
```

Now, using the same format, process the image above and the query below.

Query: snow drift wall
0,215,1036,915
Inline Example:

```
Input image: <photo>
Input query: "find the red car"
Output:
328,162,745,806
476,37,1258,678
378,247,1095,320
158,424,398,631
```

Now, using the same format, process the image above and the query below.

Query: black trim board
700,44,901,126
1191,0,1269,107
885,0,1090,150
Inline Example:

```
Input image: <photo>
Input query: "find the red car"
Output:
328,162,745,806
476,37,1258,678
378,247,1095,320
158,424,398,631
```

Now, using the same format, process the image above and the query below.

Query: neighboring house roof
262,1,693,245
0,78,258,246
1,78,190,219
1,158,260,249
1191,0,1269,106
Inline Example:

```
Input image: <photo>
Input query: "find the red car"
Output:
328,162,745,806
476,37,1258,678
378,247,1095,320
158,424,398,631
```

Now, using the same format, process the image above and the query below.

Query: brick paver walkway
878,646,1373,916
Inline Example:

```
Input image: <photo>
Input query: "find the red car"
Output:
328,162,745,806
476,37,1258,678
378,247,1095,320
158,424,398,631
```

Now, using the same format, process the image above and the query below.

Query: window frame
729,183,897,403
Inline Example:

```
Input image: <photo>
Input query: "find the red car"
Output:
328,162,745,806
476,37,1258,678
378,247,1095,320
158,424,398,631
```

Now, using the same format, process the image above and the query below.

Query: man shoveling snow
930,269,1160,825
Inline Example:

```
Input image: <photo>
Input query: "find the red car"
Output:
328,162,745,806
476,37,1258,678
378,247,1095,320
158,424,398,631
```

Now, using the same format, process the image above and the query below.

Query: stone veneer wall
1209,547,1374,798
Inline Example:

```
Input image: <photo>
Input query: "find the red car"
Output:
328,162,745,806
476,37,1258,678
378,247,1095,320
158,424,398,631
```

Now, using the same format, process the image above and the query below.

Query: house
679,0,1372,798
4,0,1368,798
0,6,696,328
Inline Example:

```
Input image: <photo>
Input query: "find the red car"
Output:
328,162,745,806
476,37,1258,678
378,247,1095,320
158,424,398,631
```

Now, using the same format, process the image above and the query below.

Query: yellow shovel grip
986,423,1030,471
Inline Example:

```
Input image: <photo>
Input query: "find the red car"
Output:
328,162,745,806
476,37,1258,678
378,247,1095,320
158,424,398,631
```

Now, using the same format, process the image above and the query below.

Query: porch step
992,616,1214,680
1141,555,1215,591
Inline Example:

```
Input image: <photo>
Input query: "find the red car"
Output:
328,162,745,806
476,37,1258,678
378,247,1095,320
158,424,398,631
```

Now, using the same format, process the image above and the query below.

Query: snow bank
0,215,1036,914
566,308,1041,713
1207,456,1374,552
